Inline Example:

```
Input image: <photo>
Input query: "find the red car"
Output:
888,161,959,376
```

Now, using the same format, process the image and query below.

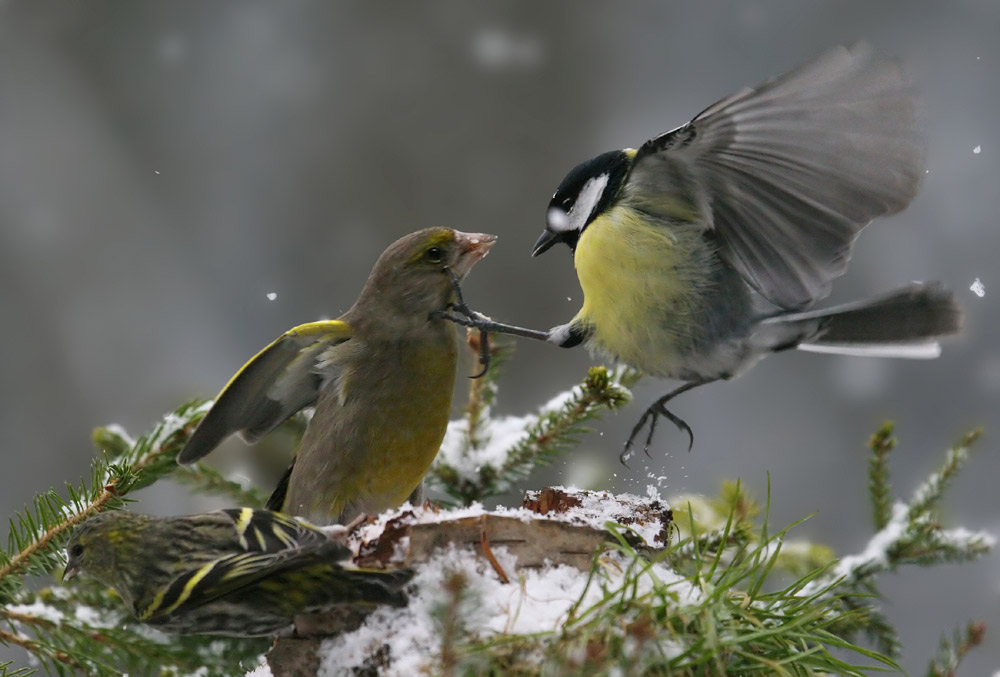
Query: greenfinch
177,228,495,523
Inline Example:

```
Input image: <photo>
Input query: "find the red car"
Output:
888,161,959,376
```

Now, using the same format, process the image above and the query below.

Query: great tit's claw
620,381,706,462
643,413,658,458
618,444,633,468
621,412,649,467
660,408,694,453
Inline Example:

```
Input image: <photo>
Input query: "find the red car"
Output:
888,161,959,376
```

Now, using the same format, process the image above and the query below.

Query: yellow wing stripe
272,523,299,550
233,508,254,550
140,560,219,620
285,320,353,339
253,526,268,551
212,320,353,399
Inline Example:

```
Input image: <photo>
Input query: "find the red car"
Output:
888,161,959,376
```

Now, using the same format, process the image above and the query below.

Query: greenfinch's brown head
357,228,496,322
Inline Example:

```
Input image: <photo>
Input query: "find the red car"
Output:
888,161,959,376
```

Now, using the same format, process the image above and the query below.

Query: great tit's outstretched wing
629,43,924,310
178,321,353,464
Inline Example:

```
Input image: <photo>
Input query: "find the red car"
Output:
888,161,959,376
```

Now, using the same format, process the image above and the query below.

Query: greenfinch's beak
452,231,497,278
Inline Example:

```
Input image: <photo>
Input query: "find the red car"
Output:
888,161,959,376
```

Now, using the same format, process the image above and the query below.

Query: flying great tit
177,228,496,524
445,43,961,459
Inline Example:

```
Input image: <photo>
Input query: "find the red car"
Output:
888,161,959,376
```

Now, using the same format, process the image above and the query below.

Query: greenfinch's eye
425,247,443,263
69,543,84,558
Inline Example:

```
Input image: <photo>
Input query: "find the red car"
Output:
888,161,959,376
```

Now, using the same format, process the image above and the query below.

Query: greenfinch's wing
178,321,353,464
137,542,346,622
629,43,923,310
217,508,339,553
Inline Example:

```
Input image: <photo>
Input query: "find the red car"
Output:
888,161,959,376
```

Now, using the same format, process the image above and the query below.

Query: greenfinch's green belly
287,336,457,523
360,343,455,505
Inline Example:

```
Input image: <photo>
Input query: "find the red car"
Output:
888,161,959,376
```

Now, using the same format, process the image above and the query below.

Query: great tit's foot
435,267,552,343
619,381,707,465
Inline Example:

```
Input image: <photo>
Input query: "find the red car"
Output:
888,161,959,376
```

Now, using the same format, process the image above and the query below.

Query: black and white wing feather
629,43,924,309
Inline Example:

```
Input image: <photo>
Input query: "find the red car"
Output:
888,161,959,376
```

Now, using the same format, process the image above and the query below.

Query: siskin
63,508,412,637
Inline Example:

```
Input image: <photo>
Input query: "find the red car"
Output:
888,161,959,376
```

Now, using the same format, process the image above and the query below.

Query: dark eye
425,247,443,263
69,543,84,558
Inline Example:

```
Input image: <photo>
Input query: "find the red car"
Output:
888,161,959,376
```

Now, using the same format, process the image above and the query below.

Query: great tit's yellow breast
574,205,702,373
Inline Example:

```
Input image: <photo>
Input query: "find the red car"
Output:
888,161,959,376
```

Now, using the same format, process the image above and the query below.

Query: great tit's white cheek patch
547,207,570,232
569,174,609,232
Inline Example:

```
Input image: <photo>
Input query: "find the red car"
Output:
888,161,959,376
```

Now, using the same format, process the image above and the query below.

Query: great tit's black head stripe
545,150,633,242
536,150,634,256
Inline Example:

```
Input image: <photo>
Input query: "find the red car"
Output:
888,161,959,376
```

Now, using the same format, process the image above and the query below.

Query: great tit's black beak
532,229,559,257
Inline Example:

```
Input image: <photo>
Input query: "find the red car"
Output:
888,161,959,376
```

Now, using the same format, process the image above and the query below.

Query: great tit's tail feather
785,283,961,358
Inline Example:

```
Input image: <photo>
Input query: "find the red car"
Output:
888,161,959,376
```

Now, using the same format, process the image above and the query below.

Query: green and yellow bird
177,228,495,524
64,508,413,637
445,44,961,459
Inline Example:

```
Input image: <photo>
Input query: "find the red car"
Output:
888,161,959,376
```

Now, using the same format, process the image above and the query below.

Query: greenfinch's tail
266,462,294,512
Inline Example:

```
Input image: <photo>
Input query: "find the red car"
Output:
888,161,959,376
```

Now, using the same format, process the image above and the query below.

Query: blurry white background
1,1,997,672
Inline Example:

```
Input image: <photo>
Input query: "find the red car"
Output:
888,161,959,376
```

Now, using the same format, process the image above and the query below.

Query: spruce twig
801,427,993,660
430,365,639,504
867,422,895,531
1,400,270,676
0,483,121,585
908,428,982,521
925,621,986,677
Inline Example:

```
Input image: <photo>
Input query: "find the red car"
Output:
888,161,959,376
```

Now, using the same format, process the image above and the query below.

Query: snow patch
319,543,699,676
5,601,65,624
435,387,580,484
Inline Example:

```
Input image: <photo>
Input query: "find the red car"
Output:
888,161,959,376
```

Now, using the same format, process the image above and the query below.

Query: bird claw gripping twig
432,268,550,378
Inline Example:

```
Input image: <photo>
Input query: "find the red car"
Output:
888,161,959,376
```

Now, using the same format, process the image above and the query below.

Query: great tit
445,44,961,459
177,228,496,524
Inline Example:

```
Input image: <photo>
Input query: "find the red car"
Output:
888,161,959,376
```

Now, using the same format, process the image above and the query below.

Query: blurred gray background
1,1,997,672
